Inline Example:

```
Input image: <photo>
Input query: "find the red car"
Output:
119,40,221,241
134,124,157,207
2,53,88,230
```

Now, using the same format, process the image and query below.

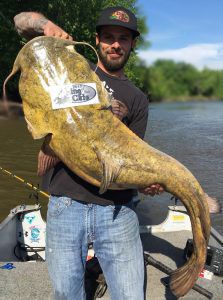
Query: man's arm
14,12,73,40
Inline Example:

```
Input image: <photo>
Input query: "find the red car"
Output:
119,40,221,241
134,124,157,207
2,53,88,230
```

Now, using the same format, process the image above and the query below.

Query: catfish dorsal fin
94,146,123,194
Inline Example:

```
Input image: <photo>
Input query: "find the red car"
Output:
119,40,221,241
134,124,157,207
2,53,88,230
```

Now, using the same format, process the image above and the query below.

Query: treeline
134,59,223,102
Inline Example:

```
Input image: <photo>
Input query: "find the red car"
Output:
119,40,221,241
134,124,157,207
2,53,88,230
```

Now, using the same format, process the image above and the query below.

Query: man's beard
97,44,131,72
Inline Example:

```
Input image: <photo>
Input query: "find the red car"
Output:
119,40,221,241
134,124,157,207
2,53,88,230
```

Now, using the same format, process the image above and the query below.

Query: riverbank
0,101,23,118
151,97,223,103
1,99,222,119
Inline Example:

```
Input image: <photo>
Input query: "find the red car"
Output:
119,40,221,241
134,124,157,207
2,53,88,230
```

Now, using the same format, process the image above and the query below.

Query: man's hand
43,20,73,40
111,99,128,120
139,184,164,196
14,12,73,40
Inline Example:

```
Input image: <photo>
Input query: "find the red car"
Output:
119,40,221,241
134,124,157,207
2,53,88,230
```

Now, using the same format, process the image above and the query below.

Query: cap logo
110,10,130,23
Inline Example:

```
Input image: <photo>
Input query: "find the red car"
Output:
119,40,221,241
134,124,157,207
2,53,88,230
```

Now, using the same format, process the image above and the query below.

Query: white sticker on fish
49,83,100,109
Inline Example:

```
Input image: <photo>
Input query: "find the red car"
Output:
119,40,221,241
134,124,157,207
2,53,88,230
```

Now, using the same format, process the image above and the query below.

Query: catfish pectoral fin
94,146,123,194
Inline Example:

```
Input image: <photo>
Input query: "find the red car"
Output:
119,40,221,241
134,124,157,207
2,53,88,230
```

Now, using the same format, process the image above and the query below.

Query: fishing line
0,166,49,198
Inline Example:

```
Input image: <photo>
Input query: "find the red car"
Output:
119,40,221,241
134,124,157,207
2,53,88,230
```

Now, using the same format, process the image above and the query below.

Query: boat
0,200,222,299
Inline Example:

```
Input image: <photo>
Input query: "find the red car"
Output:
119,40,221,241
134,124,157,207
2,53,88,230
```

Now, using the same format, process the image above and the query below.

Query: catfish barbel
4,36,211,298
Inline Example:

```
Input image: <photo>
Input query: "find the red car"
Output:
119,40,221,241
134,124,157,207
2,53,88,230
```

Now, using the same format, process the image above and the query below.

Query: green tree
143,59,222,102
214,70,223,99
199,68,221,97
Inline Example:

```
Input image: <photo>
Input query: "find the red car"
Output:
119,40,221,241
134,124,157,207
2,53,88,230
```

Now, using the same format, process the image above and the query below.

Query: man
14,6,164,300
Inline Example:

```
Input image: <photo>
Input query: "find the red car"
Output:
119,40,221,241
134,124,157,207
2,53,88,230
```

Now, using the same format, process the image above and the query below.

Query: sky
136,0,223,70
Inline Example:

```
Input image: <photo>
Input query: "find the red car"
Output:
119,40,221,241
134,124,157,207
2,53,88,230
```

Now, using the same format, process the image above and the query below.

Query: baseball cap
96,6,140,37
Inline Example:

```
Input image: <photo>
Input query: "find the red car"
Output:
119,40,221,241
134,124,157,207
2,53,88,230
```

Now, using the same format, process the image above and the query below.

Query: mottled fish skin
5,36,210,297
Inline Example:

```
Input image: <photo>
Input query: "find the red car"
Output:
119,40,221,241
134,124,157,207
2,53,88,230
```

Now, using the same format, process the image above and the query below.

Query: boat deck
1,230,222,300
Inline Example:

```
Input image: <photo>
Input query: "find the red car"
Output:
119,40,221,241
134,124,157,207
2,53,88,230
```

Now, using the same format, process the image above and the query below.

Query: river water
138,101,223,235
0,101,222,233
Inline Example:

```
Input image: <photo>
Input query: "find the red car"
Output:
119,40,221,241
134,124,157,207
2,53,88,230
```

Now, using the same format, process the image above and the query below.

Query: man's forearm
14,12,73,40
14,12,49,39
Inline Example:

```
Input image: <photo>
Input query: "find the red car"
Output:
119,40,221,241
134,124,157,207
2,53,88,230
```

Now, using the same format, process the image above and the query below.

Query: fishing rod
0,166,49,198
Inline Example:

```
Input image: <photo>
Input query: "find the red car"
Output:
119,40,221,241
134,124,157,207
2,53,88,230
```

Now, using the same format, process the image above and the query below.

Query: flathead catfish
4,36,210,297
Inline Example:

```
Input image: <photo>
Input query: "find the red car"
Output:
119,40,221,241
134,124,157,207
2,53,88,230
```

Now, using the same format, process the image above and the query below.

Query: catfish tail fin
169,212,207,297
170,251,205,297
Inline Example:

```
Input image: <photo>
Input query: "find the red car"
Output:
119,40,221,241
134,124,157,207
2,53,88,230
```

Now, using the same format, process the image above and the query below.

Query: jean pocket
47,196,71,217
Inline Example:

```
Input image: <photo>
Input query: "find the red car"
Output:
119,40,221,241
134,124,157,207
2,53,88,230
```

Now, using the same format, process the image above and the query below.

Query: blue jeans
46,196,144,300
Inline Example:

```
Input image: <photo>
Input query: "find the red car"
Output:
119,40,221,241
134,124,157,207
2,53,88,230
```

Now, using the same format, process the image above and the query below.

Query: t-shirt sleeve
128,94,149,139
